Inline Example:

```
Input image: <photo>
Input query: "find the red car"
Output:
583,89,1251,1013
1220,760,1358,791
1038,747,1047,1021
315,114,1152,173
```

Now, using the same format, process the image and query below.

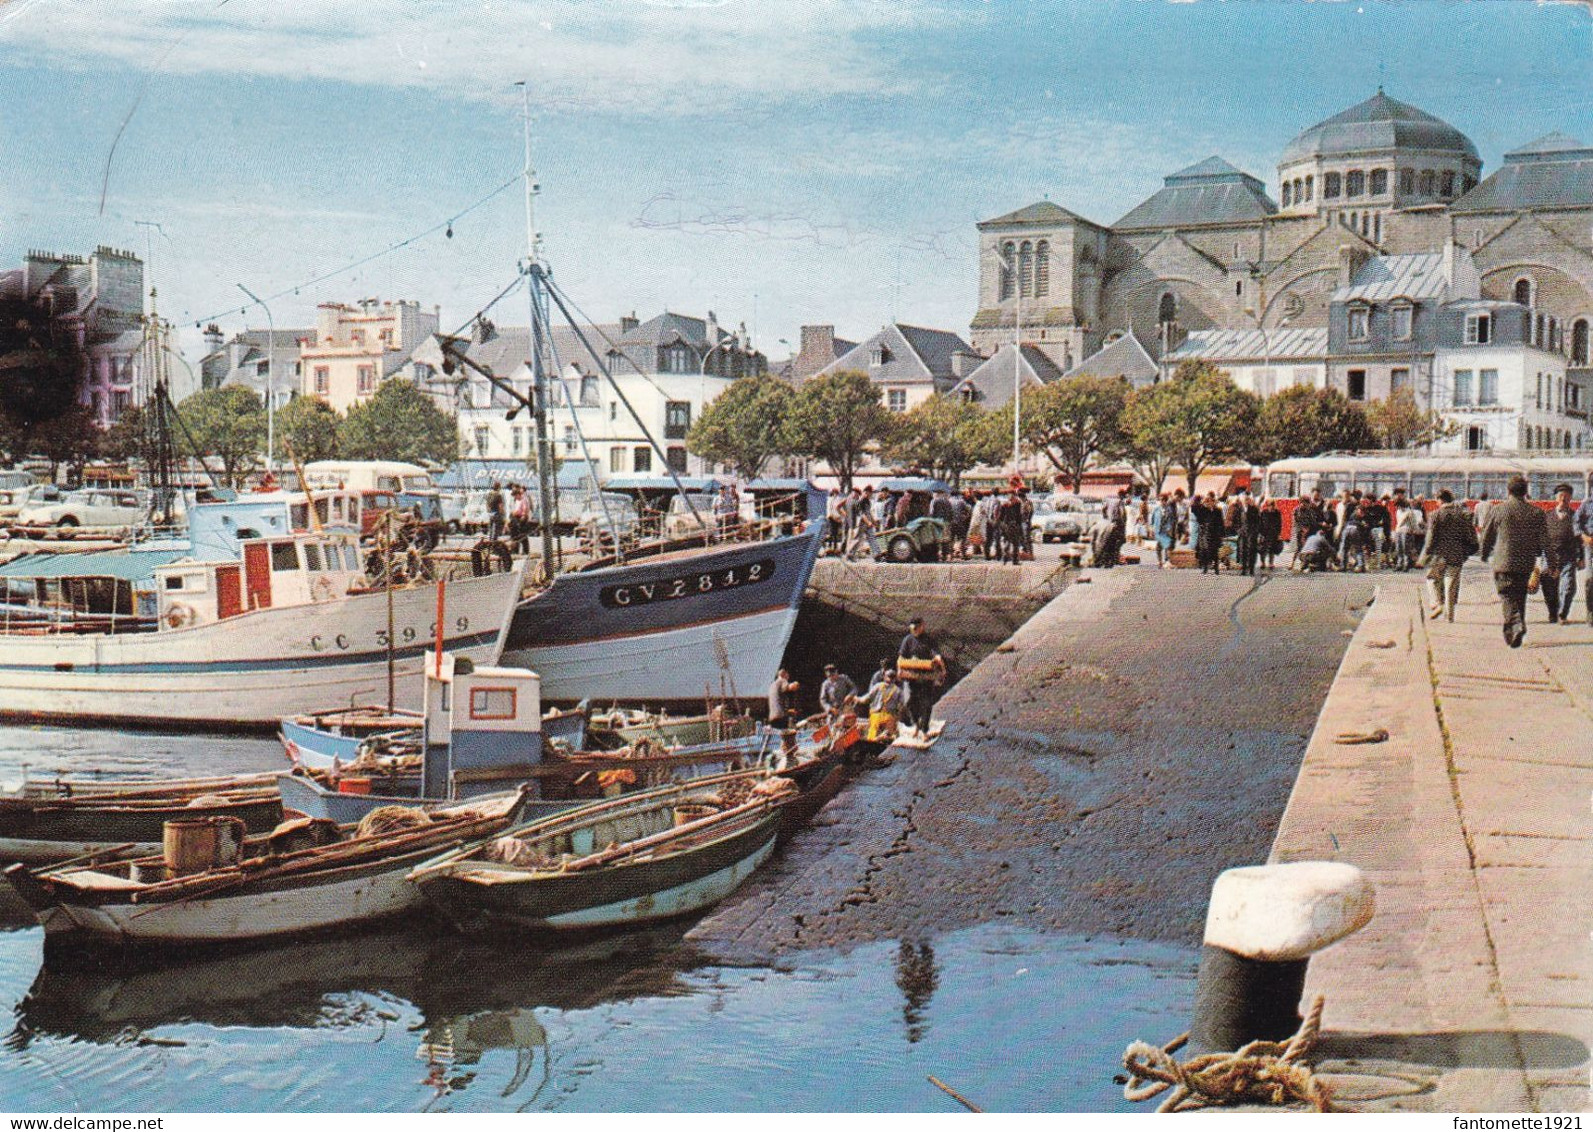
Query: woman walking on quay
1258,498,1283,571
1152,492,1177,568
1192,493,1224,575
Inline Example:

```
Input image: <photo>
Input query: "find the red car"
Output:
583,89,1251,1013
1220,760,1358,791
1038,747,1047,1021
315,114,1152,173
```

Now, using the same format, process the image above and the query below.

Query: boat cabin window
163,572,205,592
304,543,323,571
343,543,362,571
270,541,300,572
469,687,517,721
402,475,433,492
235,527,260,541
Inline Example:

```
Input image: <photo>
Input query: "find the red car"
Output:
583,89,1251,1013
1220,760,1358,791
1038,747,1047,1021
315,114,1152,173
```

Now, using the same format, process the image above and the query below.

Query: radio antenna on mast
516,80,559,578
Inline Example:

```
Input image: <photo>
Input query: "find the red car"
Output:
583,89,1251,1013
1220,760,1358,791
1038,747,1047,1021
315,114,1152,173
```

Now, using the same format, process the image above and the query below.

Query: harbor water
0,723,1197,1112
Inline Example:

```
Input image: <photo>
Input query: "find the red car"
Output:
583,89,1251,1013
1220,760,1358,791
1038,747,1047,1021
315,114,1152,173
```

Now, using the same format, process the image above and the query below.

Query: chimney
619,311,639,334
202,323,224,358
800,325,835,361
705,310,720,349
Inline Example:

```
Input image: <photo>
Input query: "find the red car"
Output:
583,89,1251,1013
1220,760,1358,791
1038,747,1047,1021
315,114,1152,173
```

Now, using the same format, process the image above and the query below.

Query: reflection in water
894,940,939,1044
419,1009,550,1111
13,924,697,1058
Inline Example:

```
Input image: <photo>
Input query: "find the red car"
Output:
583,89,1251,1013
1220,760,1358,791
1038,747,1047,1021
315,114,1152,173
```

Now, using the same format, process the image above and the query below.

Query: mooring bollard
1189,861,1374,1053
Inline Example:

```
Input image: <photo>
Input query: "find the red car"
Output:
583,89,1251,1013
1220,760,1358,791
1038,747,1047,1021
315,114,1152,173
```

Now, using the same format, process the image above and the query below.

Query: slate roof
1064,331,1161,388
979,200,1101,229
1279,91,1479,165
1332,252,1449,303
817,323,974,386
1450,132,1593,213
952,344,1064,408
1168,327,1330,363
1114,156,1277,230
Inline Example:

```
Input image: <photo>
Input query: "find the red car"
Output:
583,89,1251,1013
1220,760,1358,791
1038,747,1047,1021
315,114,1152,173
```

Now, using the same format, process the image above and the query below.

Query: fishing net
357,805,433,837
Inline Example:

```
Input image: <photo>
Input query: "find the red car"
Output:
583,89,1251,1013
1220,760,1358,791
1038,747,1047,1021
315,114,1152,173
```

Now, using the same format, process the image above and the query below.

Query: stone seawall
699,566,1374,963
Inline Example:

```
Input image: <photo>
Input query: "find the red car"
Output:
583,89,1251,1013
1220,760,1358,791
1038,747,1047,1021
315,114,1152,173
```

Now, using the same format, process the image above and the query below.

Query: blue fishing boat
499,486,824,707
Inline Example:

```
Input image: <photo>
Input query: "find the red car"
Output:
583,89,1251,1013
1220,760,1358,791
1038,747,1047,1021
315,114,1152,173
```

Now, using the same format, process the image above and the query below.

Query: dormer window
871,344,893,367
1391,303,1413,341
1465,313,1492,345
1348,305,1370,342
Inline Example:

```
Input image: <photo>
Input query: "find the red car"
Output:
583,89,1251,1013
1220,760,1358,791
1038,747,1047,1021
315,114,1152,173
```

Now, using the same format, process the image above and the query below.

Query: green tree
338,379,457,465
686,375,792,479
1248,385,1375,464
882,394,1005,487
782,370,895,491
26,404,103,483
1003,375,1130,493
1364,388,1460,451
100,405,152,466
1121,361,1259,496
178,386,266,488
277,395,342,463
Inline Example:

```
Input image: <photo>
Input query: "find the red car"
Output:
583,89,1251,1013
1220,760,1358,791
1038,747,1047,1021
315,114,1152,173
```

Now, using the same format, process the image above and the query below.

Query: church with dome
967,91,1593,451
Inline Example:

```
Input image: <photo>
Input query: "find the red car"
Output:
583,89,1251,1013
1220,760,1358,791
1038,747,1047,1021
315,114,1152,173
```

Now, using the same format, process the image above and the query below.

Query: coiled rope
1121,994,1333,1113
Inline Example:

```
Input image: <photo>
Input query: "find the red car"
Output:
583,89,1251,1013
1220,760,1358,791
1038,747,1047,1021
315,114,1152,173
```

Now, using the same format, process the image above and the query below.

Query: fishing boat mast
518,81,560,581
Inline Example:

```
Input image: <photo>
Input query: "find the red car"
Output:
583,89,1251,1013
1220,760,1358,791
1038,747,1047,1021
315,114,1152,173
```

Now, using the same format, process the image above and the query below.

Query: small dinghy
408,769,797,933
0,773,286,865
4,793,531,953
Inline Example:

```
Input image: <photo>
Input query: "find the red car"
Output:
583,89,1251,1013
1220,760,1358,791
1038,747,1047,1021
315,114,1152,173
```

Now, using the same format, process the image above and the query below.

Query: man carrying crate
897,616,947,741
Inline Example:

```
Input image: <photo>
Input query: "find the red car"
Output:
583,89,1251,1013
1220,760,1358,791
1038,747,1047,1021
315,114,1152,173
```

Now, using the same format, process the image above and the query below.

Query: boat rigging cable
536,277,725,536
188,173,523,330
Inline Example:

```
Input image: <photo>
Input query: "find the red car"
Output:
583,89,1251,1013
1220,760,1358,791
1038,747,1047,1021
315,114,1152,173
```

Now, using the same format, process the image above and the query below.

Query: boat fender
165,602,196,629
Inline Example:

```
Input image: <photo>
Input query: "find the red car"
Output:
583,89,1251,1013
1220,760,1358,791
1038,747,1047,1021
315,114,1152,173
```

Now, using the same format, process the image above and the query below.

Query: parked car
13,489,147,536
575,493,641,550
661,492,718,539
0,483,63,528
1031,499,1086,544
874,515,950,563
0,470,37,491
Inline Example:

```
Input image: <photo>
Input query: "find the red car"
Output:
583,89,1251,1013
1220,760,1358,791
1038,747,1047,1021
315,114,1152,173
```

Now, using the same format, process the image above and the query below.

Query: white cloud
0,0,974,115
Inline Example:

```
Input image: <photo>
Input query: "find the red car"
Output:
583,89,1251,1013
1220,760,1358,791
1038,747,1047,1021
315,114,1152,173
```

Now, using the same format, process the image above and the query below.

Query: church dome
1280,91,1478,166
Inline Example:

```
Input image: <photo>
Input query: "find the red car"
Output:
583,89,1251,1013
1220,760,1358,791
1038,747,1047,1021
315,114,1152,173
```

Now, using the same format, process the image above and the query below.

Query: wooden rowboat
3,793,531,953
408,769,794,933
0,773,287,865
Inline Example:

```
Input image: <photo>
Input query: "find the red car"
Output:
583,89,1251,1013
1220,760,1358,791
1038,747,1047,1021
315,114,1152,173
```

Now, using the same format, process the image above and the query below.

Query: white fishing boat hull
33,859,426,946
511,603,800,704
0,571,522,728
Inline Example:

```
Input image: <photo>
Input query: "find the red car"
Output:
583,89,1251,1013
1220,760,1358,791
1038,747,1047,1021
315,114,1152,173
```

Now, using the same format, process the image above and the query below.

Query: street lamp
236,283,276,472
993,245,1023,469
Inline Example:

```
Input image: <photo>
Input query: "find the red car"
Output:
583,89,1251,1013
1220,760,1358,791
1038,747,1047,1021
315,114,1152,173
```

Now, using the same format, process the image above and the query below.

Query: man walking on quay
897,616,946,737
1420,488,1476,622
1579,487,1593,626
1480,474,1548,648
1541,484,1581,624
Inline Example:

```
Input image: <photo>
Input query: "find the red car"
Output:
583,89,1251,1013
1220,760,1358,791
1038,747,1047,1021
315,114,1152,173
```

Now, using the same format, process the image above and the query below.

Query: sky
1,0,1590,368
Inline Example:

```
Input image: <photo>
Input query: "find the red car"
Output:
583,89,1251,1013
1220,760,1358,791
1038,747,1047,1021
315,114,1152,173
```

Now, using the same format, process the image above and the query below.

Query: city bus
1262,453,1592,538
